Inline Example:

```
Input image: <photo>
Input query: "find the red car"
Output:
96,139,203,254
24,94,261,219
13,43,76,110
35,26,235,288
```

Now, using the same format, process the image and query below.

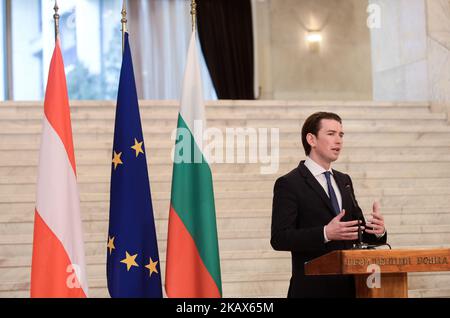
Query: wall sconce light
306,31,322,52
306,31,322,43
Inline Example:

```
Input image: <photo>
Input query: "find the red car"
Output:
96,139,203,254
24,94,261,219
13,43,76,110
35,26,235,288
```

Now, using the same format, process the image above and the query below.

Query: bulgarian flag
30,40,88,297
165,30,222,298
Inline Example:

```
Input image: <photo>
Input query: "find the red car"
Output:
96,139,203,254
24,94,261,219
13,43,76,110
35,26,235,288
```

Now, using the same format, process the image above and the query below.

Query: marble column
426,0,450,120
370,0,450,120
369,0,429,102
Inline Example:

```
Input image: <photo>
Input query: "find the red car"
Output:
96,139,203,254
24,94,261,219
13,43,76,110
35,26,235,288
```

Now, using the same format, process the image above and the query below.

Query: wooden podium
304,248,450,298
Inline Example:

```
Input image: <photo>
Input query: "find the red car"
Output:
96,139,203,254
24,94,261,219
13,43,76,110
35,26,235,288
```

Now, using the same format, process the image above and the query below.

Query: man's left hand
365,202,385,235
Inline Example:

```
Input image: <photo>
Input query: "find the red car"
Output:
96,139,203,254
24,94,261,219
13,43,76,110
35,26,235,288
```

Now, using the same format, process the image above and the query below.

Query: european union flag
106,33,162,298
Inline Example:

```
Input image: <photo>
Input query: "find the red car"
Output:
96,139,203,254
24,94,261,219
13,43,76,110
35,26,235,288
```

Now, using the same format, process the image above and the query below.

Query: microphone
346,183,358,208
345,184,375,250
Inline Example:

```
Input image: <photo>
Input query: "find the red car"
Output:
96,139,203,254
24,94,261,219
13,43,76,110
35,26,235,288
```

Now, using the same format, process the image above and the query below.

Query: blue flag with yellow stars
106,32,162,298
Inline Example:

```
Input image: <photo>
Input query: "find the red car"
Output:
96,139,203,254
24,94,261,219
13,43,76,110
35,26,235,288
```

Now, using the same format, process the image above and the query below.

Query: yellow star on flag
107,236,116,255
120,252,139,271
145,258,159,277
112,151,123,170
131,138,144,157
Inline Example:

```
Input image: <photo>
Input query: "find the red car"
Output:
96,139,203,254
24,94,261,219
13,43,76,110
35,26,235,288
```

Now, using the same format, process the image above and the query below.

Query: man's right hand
325,209,364,241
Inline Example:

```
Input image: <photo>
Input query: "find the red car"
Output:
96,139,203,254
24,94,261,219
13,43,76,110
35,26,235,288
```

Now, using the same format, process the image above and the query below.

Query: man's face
308,119,344,164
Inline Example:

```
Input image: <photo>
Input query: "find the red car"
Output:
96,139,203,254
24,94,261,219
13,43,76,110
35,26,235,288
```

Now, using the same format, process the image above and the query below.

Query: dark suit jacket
271,161,387,298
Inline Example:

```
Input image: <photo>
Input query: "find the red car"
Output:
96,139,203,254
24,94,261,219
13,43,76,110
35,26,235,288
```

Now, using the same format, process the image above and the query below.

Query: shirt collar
304,156,333,178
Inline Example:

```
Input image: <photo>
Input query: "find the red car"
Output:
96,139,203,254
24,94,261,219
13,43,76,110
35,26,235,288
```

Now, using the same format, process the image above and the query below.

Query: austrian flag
30,40,88,297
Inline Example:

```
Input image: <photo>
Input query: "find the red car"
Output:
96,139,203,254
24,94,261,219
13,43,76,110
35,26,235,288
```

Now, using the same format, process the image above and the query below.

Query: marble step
2,246,450,298
2,156,450,177
1,193,449,218
3,285,450,298
0,215,271,236
0,249,290,267
1,206,449,229
0,252,292,286
3,269,450,298
2,161,450,178
409,288,450,298
0,100,433,112
0,103,434,129
0,267,291,296
0,250,292,286
3,132,450,148
4,253,450,291
3,139,450,152
3,210,450,236
1,172,449,185
3,142,450,154
408,272,450,291
2,225,450,257
3,206,448,234
0,175,449,197
0,187,449,207
3,260,449,290
2,147,450,166
1,120,450,136
1,174,448,194
0,100,432,113
2,114,447,129
3,244,447,270
1,203,448,219
383,212,450,226
0,103,440,118
0,273,291,298
0,266,450,298
2,268,450,298
1,106,445,121
3,130,450,144
1,186,450,211
2,157,450,176
0,230,272,257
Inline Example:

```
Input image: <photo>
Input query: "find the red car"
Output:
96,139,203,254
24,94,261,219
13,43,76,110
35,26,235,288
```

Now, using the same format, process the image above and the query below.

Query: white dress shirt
304,157,342,210
304,157,341,243
303,157,385,242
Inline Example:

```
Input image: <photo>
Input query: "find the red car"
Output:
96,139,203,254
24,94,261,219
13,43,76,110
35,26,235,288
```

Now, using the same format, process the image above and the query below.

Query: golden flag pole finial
190,0,197,32
121,1,127,53
54,0,60,42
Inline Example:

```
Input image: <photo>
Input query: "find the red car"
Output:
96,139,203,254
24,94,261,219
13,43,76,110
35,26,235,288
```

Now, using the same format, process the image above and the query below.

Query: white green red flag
165,30,222,298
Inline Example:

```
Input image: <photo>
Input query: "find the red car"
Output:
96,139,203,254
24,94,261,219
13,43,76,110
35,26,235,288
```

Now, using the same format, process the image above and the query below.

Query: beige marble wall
369,0,429,101
254,0,450,109
254,0,373,100
369,0,450,118
253,0,274,99
426,0,450,119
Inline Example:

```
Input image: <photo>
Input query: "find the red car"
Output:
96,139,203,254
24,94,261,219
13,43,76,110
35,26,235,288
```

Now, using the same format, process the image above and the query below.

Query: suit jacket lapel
298,161,335,217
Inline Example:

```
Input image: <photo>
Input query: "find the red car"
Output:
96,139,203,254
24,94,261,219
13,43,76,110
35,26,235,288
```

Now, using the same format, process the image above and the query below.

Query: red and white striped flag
30,40,88,297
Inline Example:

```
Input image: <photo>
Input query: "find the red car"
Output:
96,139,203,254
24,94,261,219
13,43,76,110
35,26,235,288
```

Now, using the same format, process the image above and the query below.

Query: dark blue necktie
324,171,340,215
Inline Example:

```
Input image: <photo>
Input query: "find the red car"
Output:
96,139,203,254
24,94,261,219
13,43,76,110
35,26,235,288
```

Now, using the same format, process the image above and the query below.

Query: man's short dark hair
301,112,342,156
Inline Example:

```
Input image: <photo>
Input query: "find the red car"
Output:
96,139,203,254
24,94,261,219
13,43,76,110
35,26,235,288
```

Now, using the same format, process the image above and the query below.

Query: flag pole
190,0,197,32
121,1,127,53
53,0,60,42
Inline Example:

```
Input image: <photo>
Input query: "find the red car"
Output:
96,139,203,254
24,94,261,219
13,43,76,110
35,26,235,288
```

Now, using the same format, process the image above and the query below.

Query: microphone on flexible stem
345,184,375,250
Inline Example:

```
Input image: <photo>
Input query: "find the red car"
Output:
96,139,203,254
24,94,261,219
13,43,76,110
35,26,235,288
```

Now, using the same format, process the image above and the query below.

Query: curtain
128,0,216,100
197,0,255,100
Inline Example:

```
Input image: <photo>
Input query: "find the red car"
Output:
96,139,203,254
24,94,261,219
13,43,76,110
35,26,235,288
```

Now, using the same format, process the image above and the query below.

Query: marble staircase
0,100,450,297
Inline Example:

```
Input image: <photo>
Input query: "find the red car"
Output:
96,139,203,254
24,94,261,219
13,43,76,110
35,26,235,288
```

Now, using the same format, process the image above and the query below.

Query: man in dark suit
271,112,387,298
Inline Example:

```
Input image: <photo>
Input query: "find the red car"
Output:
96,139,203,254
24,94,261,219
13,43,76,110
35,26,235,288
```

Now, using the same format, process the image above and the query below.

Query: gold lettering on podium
345,256,449,267
417,257,448,265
